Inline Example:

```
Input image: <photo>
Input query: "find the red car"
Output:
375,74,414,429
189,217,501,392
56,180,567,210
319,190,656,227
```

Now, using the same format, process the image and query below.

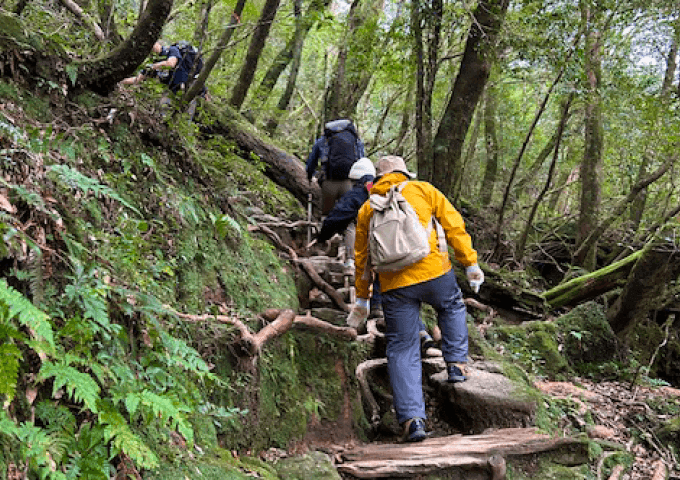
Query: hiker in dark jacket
306,119,365,215
121,41,205,119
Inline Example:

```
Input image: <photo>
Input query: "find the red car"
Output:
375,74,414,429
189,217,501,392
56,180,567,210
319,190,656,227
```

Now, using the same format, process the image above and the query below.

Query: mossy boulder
555,302,620,368
272,451,341,479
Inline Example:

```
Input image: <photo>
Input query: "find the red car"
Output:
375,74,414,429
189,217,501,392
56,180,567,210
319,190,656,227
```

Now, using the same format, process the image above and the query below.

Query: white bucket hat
348,157,376,180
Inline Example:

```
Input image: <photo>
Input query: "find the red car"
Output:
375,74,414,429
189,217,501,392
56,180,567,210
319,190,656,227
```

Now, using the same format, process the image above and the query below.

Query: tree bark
229,0,282,110
74,0,173,96
431,0,509,199
607,231,680,336
480,84,499,207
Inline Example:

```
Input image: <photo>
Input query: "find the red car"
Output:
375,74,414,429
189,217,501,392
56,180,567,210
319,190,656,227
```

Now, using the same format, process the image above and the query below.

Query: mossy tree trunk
607,230,680,337
75,0,173,95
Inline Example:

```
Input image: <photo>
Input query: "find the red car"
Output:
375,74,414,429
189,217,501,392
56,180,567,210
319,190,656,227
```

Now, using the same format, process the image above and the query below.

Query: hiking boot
419,330,435,355
369,304,384,320
401,417,428,442
447,362,468,383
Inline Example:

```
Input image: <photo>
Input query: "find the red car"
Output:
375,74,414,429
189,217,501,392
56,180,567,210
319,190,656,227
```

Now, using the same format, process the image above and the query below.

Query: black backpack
172,41,204,80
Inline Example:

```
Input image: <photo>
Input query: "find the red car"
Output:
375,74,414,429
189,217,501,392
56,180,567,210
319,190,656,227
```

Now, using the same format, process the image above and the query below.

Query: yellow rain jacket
354,172,478,299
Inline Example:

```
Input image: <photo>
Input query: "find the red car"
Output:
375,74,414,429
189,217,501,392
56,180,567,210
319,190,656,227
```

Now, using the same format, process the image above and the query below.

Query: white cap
348,157,376,180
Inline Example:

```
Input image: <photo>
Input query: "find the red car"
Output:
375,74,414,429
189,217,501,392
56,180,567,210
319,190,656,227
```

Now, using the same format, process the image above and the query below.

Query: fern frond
0,343,22,406
47,164,141,216
0,278,55,352
37,361,101,413
158,330,215,378
98,402,159,469
127,390,194,445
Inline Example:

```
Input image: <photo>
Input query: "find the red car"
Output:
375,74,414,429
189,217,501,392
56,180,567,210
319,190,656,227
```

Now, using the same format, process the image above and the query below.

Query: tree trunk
412,0,441,182
431,0,509,198
607,231,680,336
480,84,499,207
75,0,173,96
193,0,213,49
574,0,604,270
324,0,385,121
573,154,672,267
252,0,327,120
491,59,569,259
229,0,282,110
184,0,247,104
98,0,123,44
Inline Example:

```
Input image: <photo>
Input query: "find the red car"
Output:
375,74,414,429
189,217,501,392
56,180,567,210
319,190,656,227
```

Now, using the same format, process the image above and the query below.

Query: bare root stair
337,427,586,479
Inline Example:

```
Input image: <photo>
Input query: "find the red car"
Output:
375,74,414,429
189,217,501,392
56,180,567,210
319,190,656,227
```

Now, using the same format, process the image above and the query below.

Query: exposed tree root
356,358,388,426
249,224,349,312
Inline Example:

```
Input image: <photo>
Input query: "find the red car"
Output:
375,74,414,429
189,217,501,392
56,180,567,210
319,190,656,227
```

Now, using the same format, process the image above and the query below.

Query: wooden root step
338,427,586,479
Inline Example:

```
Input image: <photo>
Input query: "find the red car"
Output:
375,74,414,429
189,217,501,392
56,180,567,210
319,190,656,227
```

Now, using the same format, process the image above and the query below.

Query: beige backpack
368,182,446,273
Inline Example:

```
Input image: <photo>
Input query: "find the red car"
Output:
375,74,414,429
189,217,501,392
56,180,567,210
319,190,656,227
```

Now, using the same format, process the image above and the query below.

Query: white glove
465,264,484,293
347,298,370,330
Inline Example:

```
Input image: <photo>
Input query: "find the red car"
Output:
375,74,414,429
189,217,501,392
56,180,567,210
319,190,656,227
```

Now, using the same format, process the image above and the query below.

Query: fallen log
542,250,642,309
338,427,586,479
205,103,320,207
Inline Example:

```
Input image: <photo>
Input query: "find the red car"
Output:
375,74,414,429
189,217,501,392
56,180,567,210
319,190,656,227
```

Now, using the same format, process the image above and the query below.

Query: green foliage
47,164,141,216
37,359,101,413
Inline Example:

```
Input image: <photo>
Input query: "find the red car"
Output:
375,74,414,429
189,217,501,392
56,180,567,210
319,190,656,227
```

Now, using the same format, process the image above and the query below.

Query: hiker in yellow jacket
350,155,484,442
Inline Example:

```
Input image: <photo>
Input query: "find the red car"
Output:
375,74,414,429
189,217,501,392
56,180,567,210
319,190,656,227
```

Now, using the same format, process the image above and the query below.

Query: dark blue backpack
172,41,204,80
319,119,365,181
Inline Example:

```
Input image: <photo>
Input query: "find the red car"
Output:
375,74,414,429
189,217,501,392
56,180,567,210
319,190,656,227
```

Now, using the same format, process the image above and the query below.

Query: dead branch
58,0,106,40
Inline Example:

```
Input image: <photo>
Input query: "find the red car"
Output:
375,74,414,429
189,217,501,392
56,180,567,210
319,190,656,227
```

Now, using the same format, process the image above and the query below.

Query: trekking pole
307,193,313,247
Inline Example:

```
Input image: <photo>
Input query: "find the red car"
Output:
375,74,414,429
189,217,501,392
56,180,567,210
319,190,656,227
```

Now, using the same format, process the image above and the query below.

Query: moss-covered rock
555,302,620,368
272,451,341,479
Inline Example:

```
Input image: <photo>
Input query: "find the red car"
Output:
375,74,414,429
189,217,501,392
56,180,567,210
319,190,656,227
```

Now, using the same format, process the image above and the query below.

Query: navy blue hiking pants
381,269,468,424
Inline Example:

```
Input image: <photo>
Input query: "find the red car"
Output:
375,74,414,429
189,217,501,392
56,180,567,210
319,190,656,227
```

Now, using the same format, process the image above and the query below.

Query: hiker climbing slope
306,119,366,216
350,155,484,442
121,41,205,118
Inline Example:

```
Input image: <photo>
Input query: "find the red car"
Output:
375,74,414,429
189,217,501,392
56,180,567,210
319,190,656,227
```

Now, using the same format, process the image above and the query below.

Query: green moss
527,330,569,377
555,302,619,370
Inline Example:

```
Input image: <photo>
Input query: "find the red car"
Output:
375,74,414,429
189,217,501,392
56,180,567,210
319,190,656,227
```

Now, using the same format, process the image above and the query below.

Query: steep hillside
0,77,376,478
